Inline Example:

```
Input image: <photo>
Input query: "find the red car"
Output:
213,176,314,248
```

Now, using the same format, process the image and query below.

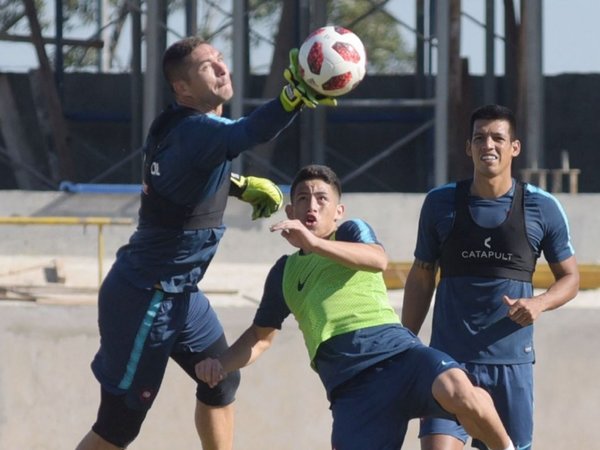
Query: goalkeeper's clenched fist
230,173,283,220
279,49,337,112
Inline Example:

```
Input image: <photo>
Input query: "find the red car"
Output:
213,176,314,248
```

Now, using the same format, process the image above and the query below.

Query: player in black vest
403,104,579,450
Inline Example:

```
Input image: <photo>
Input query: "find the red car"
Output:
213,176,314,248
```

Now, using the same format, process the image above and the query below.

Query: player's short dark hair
162,36,206,87
469,104,517,139
290,164,342,199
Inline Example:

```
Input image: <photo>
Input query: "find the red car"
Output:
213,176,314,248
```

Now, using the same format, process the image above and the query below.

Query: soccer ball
298,25,367,97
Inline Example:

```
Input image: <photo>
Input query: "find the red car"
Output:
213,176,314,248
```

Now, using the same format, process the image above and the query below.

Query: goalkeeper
77,37,335,450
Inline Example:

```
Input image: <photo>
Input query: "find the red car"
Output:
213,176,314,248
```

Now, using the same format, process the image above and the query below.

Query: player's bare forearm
220,325,277,373
402,259,437,334
310,239,388,272
195,325,277,387
270,219,387,271
504,255,579,326
541,255,580,309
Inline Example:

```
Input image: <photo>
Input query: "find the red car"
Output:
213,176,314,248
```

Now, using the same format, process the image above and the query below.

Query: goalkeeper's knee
92,388,147,448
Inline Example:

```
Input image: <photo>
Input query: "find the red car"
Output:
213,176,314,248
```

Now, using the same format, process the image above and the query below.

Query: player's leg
432,368,512,450
470,364,533,450
171,291,240,450
401,345,512,450
191,335,239,450
419,418,466,450
393,345,468,450
78,270,182,448
77,387,148,449
194,400,235,450
75,430,124,450
173,338,239,450
76,431,121,450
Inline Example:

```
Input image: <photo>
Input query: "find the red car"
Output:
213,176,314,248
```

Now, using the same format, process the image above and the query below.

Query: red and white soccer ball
298,25,367,97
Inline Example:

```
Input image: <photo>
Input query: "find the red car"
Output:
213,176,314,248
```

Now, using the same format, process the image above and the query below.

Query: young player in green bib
195,164,515,450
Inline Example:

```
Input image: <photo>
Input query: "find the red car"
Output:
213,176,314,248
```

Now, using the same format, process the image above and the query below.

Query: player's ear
465,140,472,157
334,203,345,221
285,204,294,219
511,139,521,157
172,79,189,97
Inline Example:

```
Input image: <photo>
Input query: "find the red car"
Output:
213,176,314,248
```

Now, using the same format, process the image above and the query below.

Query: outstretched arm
504,255,579,326
270,219,388,272
401,258,437,334
195,324,277,388
308,238,387,272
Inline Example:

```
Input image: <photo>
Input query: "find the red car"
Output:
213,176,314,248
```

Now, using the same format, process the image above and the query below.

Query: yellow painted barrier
383,261,600,290
0,216,134,285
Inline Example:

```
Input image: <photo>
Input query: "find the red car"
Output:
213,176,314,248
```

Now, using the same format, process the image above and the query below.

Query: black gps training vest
139,105,230,230
439,179,537,282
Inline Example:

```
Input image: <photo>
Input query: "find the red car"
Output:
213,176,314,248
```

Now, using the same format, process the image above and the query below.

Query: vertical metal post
55,0,64,101
185,0,198,36
130,0,143,182
97,0,110,72
484,0,496,104
144,0,167,135
96,0,102,69
427,0,436,93
231,0,248,172
415,0,425,97
97,224,104,285
231,0,247,118
298,0,312,167
434,0,449,186
523,0,544,169
311,0,327,164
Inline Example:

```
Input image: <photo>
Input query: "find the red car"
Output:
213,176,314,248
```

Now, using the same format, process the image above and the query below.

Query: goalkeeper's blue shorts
90,266,235,411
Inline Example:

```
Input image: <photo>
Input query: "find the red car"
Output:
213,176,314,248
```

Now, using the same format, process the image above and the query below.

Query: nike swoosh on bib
297,267,317,291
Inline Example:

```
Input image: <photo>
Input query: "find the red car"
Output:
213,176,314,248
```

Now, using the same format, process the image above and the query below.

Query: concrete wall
1,297,598,449
1,190,599,263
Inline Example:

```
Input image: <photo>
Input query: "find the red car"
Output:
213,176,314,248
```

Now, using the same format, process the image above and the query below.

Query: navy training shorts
90,267,226,411
330,344,460,450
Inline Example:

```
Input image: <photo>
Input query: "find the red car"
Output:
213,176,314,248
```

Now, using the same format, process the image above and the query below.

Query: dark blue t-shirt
114,99,297,293
414,180,575,364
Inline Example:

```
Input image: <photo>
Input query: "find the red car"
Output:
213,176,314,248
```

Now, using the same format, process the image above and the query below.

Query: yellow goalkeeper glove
279,48,337,112
230,173,283,220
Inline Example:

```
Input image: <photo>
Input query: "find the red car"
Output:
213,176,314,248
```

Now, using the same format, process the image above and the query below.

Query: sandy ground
0,255,598,449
